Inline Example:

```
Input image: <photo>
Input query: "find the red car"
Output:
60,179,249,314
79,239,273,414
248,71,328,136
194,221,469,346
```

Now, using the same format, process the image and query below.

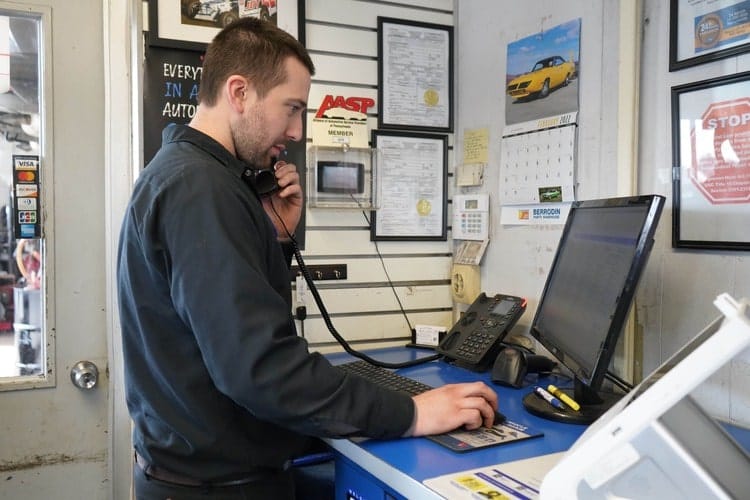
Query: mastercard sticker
13,154,41,239
16,170,36,182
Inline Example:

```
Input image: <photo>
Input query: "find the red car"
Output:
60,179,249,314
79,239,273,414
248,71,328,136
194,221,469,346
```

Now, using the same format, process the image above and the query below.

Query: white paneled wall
299,0,455,353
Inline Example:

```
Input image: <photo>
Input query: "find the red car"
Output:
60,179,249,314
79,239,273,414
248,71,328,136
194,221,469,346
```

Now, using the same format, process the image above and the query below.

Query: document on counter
427,420,542,452
423,451,564,499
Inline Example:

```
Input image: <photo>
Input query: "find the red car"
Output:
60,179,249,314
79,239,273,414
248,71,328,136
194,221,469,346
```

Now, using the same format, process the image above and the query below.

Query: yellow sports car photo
506,55,576,101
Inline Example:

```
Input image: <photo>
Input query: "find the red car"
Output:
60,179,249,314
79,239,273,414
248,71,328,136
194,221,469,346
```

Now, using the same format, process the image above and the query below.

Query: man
118,17,499,498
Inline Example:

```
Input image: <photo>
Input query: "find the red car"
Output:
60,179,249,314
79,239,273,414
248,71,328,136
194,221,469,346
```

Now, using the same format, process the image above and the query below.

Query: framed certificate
377,17,453,132
370,130,448,241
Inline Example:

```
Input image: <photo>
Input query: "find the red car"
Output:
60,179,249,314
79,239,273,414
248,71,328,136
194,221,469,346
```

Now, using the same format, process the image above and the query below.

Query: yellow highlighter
547,384,580,411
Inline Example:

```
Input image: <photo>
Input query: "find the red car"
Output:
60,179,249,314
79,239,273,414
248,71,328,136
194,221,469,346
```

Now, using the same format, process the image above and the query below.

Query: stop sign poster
674,73,750,250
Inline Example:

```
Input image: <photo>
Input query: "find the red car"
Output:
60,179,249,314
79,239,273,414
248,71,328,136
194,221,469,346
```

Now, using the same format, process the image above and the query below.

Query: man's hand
261,160,303,240
404,382,499,437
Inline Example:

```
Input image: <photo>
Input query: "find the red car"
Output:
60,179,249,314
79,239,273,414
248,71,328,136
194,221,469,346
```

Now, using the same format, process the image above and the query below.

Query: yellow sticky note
463,127,489,163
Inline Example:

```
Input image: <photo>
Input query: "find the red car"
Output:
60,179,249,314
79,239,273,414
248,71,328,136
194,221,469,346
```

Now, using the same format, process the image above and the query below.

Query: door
0,1,135,498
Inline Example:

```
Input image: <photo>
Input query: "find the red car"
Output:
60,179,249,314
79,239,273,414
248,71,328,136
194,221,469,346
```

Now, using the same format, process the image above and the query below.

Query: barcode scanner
491,346,557,389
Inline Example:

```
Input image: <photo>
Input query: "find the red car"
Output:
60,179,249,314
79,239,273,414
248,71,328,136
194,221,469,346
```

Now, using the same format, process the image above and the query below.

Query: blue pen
534,386,565,410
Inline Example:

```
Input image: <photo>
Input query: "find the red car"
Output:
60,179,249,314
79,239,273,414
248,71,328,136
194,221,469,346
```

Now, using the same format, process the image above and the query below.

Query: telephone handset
248,156,281,196
437,292,526,372
253,168,279,196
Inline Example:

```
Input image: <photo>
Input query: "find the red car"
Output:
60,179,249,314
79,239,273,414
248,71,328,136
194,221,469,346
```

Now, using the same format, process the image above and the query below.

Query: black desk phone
437,292,526,371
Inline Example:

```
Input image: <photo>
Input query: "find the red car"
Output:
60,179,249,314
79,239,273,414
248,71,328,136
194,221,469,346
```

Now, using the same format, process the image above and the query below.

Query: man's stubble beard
233,104,269,168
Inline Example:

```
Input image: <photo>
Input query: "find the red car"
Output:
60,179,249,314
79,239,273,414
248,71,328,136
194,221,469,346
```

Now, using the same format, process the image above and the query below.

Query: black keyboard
336,360,433,396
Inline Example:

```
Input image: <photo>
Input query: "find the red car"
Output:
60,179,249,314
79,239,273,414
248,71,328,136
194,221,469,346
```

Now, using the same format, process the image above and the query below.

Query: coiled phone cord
269,199,440,369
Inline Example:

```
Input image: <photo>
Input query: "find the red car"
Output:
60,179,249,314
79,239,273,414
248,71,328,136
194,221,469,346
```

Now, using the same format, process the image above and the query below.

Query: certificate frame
370,130,448,241
669,0,750,71
148,0,305,51
377,17,454,132
671,71,750,250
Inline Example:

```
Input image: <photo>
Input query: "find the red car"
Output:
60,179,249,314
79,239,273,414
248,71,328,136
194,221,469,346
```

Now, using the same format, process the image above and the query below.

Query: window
0,7,52,390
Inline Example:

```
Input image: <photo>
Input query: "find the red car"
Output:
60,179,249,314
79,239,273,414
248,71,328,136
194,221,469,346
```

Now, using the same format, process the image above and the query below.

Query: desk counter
325,347,587,499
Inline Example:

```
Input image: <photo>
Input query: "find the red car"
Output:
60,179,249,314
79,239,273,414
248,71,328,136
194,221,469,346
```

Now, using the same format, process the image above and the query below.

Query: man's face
232,57,311,168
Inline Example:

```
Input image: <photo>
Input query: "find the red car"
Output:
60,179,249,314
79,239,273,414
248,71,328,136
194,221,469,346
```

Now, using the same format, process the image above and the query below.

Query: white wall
300,0,457,353
453,0,627,334
456,0,750,427
639,0,750,426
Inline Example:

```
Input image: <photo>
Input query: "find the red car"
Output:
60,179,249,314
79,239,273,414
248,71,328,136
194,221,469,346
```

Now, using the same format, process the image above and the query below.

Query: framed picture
669,0,750,71
370,130,448,241
148,0,305,51
377,17,453,132
671,71,750,250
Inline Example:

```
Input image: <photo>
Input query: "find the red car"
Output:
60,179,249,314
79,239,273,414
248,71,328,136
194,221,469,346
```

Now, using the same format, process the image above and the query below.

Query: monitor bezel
529,195,665,393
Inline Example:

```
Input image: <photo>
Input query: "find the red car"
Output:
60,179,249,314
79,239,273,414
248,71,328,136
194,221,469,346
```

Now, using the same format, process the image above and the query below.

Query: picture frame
377,17,453,132
370,130,448,241
669,0,750,71
671,71,750,250
148,0,305,51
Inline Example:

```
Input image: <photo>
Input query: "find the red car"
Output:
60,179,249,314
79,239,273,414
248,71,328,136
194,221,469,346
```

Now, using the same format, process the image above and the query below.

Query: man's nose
286,115,303,142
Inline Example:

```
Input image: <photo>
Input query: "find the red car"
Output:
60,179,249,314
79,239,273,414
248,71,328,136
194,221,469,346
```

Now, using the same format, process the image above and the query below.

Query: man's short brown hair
198,17,315,106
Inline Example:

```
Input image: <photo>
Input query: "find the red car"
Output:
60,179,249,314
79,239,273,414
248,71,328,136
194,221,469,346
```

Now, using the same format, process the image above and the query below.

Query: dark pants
133,460,335,499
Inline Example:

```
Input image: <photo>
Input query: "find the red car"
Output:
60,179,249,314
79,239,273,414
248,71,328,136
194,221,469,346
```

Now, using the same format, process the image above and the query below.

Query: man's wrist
402,399,418,437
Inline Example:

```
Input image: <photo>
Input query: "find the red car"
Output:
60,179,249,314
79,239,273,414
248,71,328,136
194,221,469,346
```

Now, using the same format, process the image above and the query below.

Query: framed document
148,0,304,50
671,71,750,250
377,17,453,132
670,0,750,71
371,130,448,241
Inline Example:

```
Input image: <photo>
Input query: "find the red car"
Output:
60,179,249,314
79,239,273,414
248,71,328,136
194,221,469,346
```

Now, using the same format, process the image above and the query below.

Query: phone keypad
459,212,484,235
455,328,501,363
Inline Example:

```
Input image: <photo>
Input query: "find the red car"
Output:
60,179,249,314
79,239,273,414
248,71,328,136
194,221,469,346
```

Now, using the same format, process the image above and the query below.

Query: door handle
70,360,99,390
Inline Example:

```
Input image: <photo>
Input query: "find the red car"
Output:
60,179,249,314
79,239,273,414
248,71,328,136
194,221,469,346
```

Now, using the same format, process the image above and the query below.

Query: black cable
605,370,633,392
269,199,440,369
359,210,413,332
499,340,535,354
295,304,306,337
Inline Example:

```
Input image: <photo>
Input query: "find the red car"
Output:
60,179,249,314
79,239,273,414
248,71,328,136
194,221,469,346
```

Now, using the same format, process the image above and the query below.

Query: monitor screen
525,194,665,424
316,161,365,195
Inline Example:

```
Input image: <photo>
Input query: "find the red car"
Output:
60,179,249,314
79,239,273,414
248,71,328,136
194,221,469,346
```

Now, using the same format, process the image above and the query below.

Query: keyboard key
336,360,432,396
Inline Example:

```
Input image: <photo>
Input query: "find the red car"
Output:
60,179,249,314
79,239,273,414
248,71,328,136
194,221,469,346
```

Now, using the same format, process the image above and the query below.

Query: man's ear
226,75,255,111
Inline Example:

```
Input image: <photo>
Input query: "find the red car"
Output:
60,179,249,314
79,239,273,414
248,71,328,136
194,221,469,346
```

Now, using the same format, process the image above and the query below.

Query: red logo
17,171,35,182
689,98,750,204
315,95,375,119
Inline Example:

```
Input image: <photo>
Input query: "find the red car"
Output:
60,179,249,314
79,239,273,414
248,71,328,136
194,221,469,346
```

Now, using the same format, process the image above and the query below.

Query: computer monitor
524,194,665,424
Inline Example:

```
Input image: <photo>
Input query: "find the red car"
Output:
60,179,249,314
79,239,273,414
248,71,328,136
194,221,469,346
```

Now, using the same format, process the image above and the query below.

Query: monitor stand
522,378,622,425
